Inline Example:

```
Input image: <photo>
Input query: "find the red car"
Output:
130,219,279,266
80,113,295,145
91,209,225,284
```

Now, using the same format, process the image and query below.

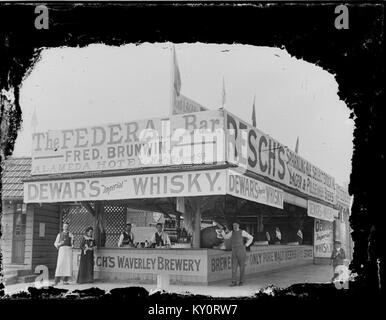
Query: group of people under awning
117,222,171,249
52,221,173,286
52,219,346,287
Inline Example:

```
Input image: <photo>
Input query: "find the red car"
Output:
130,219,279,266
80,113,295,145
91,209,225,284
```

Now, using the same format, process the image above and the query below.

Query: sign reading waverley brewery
73,250,207,276
24,169,226,203
227,169,284,209
31,110,225,175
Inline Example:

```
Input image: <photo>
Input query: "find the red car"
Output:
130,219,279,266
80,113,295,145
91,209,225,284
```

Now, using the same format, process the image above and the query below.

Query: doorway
12,204,26,264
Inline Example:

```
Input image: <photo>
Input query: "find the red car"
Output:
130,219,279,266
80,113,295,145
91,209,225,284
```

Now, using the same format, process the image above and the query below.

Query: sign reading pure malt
31,110,225,175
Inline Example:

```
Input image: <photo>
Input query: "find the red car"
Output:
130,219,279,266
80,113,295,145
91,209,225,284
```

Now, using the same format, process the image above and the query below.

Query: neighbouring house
1,157,61,285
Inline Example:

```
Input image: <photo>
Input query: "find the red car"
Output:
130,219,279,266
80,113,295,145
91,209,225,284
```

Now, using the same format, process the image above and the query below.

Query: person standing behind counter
118,223,135,248
221,222,254,286
150,223,171,248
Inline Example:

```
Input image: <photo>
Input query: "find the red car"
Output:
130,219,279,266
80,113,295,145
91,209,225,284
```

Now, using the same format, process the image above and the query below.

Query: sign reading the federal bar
31,110,224,175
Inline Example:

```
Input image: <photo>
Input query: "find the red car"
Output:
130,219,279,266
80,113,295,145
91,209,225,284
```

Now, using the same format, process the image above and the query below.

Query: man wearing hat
221,221,254,286
330,240,346,281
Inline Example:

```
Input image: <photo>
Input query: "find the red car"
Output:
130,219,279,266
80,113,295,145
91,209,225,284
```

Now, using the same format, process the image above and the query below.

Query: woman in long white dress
54,222,74,285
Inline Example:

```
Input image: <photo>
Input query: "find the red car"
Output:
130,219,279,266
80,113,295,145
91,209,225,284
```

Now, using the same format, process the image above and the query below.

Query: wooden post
93,201,106,248
176,213,181,229
192,199,201,249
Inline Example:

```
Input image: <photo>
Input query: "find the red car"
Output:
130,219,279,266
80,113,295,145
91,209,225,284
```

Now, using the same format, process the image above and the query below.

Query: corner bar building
2,109,352,285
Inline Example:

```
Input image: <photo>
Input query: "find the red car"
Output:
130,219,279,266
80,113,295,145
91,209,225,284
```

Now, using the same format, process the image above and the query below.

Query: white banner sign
314,219,334,258
227,170,284,209
307,200,337,222
225,110,336,205
31,110,224,175
335,183,351,207
73,249,207,276
24,169,227,203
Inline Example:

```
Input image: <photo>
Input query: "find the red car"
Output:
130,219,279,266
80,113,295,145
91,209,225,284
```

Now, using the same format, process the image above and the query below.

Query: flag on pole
31,107,38,133
252,94,256,127
172,45,181,97
295,136,299,154
221,76,226,108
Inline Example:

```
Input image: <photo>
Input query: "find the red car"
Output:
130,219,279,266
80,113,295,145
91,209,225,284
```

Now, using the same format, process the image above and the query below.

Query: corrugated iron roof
1,157,32,200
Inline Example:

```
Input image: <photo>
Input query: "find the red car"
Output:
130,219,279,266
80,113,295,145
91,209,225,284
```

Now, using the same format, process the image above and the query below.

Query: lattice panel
104,204,126,247
61,204,127,248
62,206,94,248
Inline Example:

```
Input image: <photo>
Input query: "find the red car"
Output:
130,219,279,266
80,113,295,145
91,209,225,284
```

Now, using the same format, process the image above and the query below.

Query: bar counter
72,245,313,284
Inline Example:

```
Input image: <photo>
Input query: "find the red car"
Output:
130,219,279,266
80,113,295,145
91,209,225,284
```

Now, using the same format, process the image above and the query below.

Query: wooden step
4,275,18,286
17,274,38,284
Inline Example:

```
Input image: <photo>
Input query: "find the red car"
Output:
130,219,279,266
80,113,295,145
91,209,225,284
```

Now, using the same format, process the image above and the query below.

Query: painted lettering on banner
74,251,205,276
24,169,226,203
209,246,313,274
31,110,225,175
227,169,284,209
224,110,336,204
314,219,334,258
307,200,337,222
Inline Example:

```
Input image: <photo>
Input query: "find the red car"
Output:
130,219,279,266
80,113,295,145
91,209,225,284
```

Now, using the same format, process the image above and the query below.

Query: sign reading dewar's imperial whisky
24,170,227,203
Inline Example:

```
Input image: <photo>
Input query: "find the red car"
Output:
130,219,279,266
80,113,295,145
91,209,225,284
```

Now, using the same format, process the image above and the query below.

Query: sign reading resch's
24,169,226,203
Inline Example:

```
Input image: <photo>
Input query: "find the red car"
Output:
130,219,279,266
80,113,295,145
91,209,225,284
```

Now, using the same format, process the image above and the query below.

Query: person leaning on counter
118,223,135,248
150,223,171,248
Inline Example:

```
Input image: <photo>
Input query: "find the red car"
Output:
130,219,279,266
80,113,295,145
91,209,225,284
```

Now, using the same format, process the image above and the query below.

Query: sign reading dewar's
227,169,283,209
24,170,227,203
314,219,334,258
24,168,285,210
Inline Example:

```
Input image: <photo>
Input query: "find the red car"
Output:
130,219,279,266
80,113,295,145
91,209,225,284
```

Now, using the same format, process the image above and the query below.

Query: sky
13,42,354,185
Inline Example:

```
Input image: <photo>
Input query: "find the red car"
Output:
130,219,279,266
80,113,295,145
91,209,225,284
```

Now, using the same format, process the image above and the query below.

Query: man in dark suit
331,240,346,281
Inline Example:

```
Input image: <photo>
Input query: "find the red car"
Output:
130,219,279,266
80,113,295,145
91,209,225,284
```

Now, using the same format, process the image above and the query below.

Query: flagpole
252,94,256,127
221,76,226,109
170,44,175,116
